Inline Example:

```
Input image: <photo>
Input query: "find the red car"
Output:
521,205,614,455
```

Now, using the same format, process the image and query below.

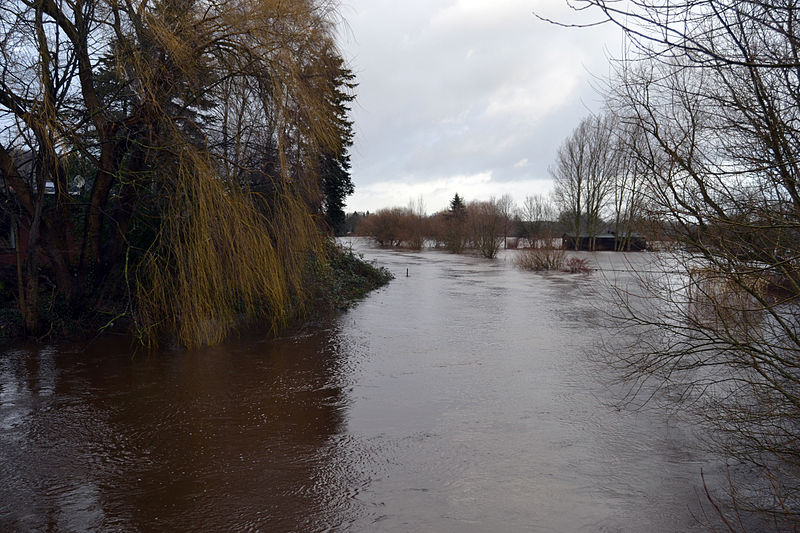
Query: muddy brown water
1,239,725,532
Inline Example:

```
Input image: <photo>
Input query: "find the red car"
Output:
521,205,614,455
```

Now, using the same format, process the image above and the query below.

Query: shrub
313,241,393,310
562,257,592,273
514,247,565,271
355,207,426,249
468,200,504,259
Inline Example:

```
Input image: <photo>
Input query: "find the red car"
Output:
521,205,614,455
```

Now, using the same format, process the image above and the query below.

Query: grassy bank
315,242,393,311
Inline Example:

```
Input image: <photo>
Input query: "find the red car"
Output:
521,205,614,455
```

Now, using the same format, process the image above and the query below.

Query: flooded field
0,239,726,531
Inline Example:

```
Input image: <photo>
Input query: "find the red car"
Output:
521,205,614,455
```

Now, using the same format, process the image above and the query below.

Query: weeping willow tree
134,147,323,349
0,0,355,348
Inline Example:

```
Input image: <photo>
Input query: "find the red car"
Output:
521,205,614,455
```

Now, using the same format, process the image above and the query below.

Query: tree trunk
20,208,43,335
21,259,39,335
80,135,122,276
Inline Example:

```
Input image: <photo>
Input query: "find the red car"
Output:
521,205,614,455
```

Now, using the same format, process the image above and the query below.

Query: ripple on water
0,240,736,532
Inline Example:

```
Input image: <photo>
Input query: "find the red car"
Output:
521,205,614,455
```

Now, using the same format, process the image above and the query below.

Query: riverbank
0,241,392,345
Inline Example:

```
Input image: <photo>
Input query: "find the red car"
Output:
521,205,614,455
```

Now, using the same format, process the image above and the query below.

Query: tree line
352,194,548,259
352,184,658,257
0,0,359,348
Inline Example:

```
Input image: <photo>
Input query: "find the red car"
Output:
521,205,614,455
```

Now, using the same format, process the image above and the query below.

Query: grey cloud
338,0,620,211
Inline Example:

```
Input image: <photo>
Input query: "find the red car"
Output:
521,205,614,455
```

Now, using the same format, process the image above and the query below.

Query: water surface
0,240,723,531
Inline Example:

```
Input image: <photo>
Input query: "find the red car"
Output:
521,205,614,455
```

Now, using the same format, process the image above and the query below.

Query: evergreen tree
449,193,466,217
444,193,467,252
320,57,356,235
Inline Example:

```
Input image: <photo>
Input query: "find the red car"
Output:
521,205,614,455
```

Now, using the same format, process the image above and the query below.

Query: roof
562,231,646,239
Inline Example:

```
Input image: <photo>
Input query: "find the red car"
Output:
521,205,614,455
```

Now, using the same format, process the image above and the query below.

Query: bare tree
519,193,558,248
497,193,515,249
585,115,617,249
406,196,427,250
552,119,588,242
552,114,616,249
609,117,647,250
557,0,800,526
467,199,504,259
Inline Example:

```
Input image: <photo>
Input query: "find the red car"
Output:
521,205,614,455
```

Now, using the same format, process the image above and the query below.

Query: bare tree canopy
519,193,558,248
561,0,800,526
552,113,617,249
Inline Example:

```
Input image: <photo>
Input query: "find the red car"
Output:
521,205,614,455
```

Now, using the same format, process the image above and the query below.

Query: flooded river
1,239,725,531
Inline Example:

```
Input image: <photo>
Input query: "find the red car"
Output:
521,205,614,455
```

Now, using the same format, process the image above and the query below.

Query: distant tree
450,193,466,214
519,194,558,248
467,199,504,259
584,116,616,249
343,211,366,235
608,118,646,250
405,197,427,249
356,209,399,247
443,193,468,253
356,207,426,248
552,114,616,249
497,194,515,249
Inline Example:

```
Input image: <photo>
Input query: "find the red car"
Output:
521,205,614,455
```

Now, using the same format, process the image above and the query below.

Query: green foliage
0,307,23,339
449,193,466,214
312,241,393,310
319,56,356,236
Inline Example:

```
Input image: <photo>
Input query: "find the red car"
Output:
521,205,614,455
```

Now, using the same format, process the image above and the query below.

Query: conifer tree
319,56,356,235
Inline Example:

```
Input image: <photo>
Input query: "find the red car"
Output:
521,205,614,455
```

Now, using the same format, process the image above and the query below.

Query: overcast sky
335,0,623,214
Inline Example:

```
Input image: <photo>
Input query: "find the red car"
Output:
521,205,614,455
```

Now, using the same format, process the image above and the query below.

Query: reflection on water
1,239,724,531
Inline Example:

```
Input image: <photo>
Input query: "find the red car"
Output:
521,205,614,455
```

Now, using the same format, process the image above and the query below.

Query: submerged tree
497,193,515,249
519,194,558,248
467,199,504,259
0,0,355,348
